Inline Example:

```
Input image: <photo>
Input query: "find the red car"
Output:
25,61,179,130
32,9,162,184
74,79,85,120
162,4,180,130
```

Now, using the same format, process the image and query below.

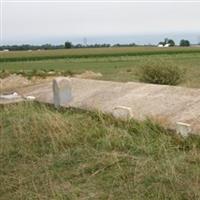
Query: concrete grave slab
5,77,200,135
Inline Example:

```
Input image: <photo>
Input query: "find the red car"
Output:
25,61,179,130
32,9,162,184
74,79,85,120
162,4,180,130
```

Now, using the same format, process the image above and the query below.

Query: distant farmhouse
157,44,163,47
157,43,170,48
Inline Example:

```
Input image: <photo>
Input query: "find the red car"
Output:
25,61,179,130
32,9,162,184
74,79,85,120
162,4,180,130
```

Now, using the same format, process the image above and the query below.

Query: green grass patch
1,102,200,199
1,53,200,88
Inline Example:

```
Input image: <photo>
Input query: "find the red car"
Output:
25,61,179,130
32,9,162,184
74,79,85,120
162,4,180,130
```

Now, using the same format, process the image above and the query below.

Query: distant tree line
158,38,190,47
64,42,112,49
0,44,65,51
0,38,192,51
0,42,137,51
112,43,136,47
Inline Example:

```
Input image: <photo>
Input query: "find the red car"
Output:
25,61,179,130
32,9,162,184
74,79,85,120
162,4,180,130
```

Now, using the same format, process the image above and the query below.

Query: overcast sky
1,1,200,45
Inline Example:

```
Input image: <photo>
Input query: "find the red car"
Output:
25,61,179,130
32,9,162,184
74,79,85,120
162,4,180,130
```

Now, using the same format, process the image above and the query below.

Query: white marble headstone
53,77,72,108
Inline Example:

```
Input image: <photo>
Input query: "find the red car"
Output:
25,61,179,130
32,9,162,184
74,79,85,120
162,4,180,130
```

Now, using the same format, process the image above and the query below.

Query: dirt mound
0,74,31,91
0,74,57,92
75,71,102,79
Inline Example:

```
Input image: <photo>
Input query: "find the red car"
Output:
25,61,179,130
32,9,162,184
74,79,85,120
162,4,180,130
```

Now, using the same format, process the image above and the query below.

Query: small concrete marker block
112,106,133,120
25,96,36,101
0,92,20,100
176,122,192,138
53,77,72,108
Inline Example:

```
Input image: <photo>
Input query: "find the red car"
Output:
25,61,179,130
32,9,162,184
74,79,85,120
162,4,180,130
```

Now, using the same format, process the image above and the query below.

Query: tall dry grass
1,102,200,199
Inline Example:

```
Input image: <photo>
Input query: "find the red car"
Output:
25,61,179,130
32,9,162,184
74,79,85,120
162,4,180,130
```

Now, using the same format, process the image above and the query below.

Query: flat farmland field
1,46,200,61
1,47,200,88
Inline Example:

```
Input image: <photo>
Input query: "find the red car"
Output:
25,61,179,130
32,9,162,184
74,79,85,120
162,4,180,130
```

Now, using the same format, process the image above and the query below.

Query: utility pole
83,37,87,47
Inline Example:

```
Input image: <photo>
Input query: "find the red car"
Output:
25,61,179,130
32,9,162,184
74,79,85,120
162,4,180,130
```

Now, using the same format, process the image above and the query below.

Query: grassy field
1,102,200,199
1,47,200,88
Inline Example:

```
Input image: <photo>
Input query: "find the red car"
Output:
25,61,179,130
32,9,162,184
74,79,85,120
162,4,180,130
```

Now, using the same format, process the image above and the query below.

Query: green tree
180,39,190,47
64,41,72,49
168,39,175,47
159,38,175,47
158,42,164,45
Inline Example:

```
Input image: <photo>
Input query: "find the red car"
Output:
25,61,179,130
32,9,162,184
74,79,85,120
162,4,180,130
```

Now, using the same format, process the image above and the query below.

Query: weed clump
62,70,74,76
139,63,183,85
0,69,10,78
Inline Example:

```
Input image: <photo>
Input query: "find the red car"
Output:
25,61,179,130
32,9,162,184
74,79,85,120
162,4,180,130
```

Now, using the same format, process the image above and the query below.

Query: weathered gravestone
112,106,133,120
53,77,72,108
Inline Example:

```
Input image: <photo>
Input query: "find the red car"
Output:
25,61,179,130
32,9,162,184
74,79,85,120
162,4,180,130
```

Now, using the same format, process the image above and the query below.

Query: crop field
1,47,200,88
1,47,200,61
